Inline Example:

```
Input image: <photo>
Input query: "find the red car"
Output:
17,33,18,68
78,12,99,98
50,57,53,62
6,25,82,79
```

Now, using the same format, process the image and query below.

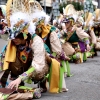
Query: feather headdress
63,4,78,23
85,12,94,27
6,0,50,39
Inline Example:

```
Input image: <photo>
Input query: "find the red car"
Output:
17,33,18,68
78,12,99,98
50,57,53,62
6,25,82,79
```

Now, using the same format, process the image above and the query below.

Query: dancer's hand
86,44,91,51
60,52,70,61
65,56,70,61
7,77,21,90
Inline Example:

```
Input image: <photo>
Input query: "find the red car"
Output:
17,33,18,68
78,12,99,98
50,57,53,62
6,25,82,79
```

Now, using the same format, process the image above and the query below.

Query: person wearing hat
0,1,69,98
33,10,71,76
60,15,91,63
0,0,48,95
92,9,100,52
93,9,100,37
35,15,70,61
0,14,44,99
6,16,68,94
83,12,98,57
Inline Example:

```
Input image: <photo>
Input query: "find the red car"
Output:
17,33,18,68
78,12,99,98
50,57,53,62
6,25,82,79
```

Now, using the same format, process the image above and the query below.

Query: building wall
98,0,100,8
45,0,52,7
40,0,52,7
0,0,7,5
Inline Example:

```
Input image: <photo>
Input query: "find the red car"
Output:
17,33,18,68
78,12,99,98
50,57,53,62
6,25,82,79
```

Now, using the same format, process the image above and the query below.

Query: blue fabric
32,34,37,39
50,26,56,33
32,34,51,53
44,43,51,53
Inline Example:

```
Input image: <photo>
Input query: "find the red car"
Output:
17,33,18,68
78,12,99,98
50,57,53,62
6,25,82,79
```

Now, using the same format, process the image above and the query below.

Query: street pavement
0,38,100,100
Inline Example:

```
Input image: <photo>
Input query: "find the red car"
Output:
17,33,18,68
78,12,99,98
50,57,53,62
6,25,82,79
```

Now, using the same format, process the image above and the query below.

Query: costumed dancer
83,12,97,57
32,10,71,77
0,0,68,99
93,9,100,51
61,16,90,63
59,5,91,63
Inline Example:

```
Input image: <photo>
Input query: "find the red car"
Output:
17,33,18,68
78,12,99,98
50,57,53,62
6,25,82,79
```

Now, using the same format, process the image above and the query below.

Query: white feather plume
92,1,98,6
53,19,57,25
10,12,30,29
63,7,65,15
28,21,36,35
9,12,37,35
31,10,50,25
9,10,50,35
72,14,78,22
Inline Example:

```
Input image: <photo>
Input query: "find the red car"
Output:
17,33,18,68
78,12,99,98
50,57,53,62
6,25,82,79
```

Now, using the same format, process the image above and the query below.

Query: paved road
0,38,8,50
0,38,100,100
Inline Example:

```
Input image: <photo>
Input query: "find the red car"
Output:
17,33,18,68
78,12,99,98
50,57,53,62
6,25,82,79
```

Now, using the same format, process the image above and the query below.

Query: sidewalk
0,34,8,41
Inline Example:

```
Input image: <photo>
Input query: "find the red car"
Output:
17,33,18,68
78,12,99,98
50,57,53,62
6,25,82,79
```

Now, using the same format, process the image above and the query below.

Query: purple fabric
60,53,66,60
85,39,90,45
60,51,67,61
78,41,86,53
49,54,55,58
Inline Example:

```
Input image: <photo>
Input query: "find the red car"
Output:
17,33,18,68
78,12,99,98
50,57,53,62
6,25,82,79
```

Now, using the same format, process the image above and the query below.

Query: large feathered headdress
93,9,100,26
63,4,78,23
84,12,94,27
6,0,50,39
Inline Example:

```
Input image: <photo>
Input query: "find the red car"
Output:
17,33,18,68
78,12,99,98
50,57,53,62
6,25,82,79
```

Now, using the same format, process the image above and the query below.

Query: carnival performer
7,14,68,92
83,9,100,57
0,14,44,99
83,12,97,57
75,15,84,29
0,0,68,99
31,10,71,78
93,9,100,51
58,4,91,63
60,15,91,63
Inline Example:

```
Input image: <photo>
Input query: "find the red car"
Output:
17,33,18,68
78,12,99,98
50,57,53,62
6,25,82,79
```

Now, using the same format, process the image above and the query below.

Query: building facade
0,0,7,5
97,0,100,8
